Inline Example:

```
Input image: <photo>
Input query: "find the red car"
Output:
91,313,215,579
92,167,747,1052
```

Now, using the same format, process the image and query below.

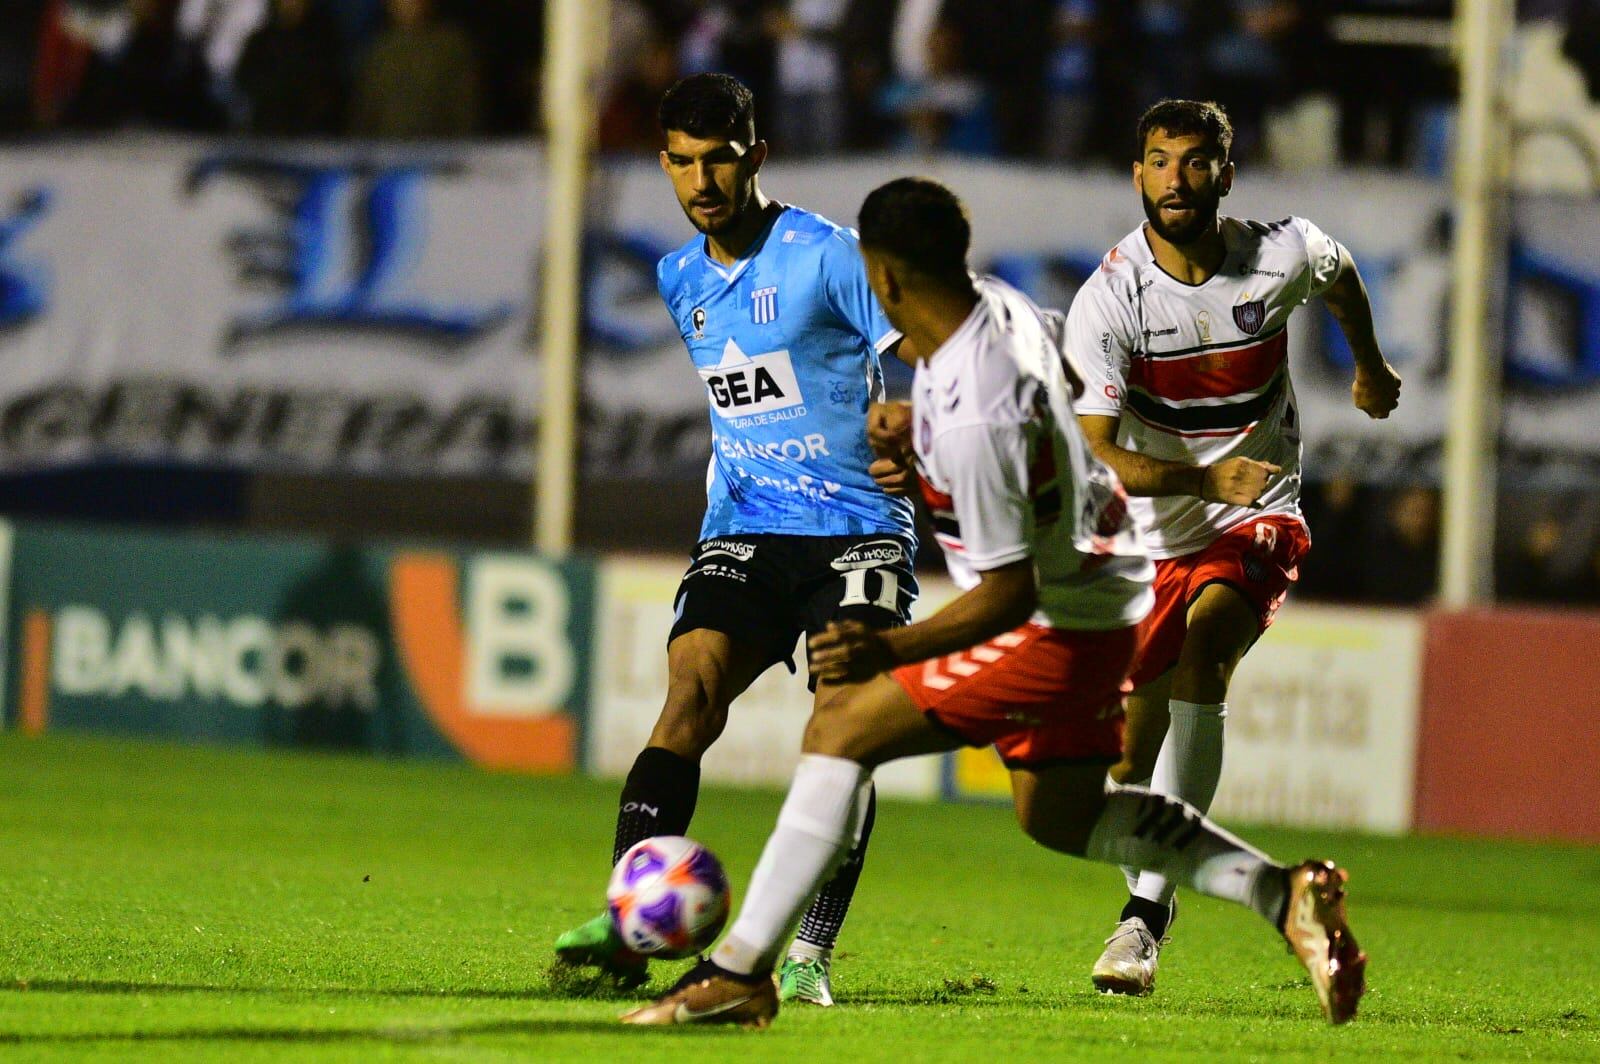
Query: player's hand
808,620,896,683
1352,361,1402,419
867,401,914,460
1201,457,1281,507
869,455,915,497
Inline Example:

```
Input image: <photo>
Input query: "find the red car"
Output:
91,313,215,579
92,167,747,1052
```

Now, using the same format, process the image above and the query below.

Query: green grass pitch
1,733,1597,1062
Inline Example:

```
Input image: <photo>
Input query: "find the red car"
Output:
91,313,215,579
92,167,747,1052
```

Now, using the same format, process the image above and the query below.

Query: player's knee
649,707,726,757
1173,624,1248,697
1184,597,1256,663
801,689,852,757
653,674,731,755
1015,802,1092,856
1186,614,1247,661
801,688,878,764
1171,656,1232,700
800,716,847,759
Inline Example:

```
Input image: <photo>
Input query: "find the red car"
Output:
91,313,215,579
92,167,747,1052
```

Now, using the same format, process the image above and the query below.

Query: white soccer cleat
1091,917,1164,996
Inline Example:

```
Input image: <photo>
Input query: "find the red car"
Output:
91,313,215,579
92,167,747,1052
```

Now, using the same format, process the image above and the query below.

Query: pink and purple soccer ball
607,836,731,958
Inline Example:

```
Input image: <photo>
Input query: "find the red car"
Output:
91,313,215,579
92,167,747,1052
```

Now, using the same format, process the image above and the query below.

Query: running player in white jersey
621,177,1367,1030
1066,100,1402,996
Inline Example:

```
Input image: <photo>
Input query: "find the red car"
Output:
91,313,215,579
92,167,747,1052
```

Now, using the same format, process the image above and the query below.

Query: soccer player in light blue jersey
554,73,918,1006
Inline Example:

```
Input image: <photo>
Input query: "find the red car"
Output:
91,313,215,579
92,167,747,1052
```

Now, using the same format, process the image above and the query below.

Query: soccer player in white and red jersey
1066,100,1402,996
621,177,1367,1030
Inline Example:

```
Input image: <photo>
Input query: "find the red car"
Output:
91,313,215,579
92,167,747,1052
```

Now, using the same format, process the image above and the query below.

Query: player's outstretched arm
1322,247,1402,419
808,559,1036,683
1078,414,1279,507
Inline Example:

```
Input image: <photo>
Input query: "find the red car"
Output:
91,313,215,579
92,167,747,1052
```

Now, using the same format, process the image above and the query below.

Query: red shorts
892,622,1139,767
1129,515,1310,688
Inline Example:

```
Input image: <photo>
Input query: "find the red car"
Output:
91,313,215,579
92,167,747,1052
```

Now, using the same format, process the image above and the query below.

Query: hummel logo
673,994,754,1023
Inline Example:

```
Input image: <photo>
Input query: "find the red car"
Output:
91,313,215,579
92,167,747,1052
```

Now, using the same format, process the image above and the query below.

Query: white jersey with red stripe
912,276,1154,631
1068,216,1343,559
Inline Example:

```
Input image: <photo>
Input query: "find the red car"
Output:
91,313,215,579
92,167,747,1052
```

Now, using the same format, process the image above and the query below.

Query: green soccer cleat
777,955,834,1007
554,913,649,989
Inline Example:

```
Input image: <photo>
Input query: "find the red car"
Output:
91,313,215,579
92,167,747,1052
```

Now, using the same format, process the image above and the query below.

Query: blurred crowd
3,0,1600,609
606,0,1413,164
1,0,541,138
0,1,1595,165
1295,480,1600,607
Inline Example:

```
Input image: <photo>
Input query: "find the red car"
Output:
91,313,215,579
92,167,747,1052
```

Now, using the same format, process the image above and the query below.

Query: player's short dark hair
1136,99,1233,161
658,73,757,145
858,177,971,283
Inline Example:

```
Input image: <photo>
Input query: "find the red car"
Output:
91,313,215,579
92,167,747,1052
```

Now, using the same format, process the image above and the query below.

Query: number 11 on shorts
839,568,900,612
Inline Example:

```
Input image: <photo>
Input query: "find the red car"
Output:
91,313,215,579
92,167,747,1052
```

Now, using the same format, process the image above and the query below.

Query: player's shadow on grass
0,1018,742,1047
5,979,560,1002
0,979,762,1045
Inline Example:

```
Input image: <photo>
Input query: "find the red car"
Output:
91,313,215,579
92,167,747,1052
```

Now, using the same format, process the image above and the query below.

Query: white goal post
1441,0,1514,606
537,0,611,556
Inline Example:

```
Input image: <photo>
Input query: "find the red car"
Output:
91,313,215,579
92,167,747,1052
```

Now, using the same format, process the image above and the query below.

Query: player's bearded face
661,131,758,236
693,172,753,235
1141,182,1220,245
1138,132,1227,246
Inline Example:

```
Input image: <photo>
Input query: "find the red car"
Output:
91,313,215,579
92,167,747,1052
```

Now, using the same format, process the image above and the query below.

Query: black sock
794,783,877,952
1120,894,1173,939
1272,869,1292,933
612,746,700,865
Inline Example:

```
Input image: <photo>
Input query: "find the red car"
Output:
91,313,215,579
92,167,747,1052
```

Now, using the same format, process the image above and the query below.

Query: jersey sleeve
1063,281,1133,417
655,255,680,323
1288,216,1346,303
1038,306,1086,398
821,229,901,353
932,422,1033,571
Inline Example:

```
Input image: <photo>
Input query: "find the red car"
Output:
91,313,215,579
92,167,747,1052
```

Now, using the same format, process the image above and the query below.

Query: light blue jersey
658,205,918,541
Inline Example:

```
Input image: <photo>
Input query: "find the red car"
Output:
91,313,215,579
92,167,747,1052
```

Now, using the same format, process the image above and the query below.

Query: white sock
1109,772,1152,894
786,939,830,964
1132,700,1227,906
784,777,870,965
712,755,868,975
1087,787,1286,925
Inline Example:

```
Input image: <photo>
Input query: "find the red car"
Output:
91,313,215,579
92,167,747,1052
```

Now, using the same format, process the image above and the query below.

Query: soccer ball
607,836,731,958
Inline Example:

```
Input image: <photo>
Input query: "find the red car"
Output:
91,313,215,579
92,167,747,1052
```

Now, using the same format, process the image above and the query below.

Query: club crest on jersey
752,286,778,325
1233,299,1267,335
692,307,706,338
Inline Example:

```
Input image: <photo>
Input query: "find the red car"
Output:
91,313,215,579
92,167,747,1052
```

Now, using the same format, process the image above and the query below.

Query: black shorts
669,533,919,682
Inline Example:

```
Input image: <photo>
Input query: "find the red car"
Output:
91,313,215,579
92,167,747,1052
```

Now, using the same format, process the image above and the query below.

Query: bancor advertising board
3,522,592,773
